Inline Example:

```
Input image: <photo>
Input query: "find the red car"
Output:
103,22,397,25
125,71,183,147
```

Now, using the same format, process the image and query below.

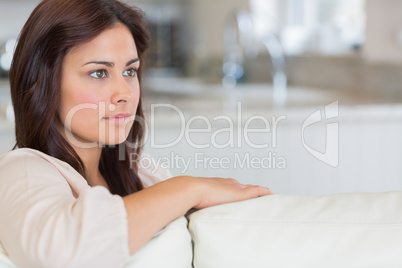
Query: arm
124,176,273,254
0,149,272,266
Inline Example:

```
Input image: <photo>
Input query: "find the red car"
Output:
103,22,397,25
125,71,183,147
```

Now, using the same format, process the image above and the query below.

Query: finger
261,186,275,195
244,185,274,197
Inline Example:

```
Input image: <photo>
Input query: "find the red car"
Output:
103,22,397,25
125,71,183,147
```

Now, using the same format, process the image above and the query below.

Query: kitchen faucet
222,10,287,108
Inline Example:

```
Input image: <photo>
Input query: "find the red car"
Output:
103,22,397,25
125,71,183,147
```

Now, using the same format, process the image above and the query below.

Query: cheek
59,88,105,128
70,90,104,106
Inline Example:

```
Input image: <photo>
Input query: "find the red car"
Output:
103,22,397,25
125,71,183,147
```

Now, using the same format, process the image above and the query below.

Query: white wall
364,0,402,64
188,0,249,58
0,1,40,43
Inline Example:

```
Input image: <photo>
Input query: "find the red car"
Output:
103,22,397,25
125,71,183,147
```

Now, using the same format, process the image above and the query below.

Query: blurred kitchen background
1,0,402,195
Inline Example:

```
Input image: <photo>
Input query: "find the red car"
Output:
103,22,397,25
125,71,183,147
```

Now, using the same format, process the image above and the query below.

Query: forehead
66,23,138,61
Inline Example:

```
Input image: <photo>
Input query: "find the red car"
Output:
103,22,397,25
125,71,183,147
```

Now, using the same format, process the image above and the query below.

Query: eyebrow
82,58,140,67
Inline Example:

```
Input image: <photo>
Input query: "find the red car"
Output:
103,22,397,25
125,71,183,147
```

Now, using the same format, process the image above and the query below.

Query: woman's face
59,23,140,148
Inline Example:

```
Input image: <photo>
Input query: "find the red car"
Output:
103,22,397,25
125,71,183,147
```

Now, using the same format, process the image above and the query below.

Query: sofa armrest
188,192,402,268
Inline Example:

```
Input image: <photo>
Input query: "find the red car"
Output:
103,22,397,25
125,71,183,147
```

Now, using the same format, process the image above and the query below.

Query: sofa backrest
2,192,402,267
188,192,402,268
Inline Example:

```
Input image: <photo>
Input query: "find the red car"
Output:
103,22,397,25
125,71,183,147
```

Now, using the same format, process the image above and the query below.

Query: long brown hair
9,0,150,196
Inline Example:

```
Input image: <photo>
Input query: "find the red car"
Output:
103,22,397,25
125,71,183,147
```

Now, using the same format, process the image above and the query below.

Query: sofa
1,191,402,267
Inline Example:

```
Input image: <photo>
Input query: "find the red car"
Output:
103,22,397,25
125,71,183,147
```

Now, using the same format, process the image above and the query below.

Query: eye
123,68,137,78
90,69,108,79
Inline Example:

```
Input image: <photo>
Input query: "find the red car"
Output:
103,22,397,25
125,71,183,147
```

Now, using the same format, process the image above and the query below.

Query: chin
100,133,130,146
101,126,131,144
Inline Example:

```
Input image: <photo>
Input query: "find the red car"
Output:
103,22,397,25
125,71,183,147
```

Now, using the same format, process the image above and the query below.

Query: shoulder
0,148,70,171
0,148,79,184
1,148,64,163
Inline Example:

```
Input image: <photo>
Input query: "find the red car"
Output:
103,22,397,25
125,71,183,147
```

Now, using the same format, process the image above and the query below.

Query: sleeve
0,152,130,268
137,153,173,188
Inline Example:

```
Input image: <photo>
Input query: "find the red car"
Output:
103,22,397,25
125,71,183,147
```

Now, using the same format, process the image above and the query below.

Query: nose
110,76,134,104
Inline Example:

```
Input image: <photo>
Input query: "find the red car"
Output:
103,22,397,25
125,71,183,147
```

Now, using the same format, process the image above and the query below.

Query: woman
0,0,273,267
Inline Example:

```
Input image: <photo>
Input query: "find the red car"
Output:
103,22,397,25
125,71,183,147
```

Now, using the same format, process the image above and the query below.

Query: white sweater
0,148,171,268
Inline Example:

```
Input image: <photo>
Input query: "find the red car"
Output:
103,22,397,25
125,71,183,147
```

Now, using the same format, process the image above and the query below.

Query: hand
190,176,274,209
123,175,273,254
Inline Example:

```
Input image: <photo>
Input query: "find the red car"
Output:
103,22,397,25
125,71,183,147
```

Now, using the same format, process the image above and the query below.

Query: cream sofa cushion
123,215,193,268
188,192,402,268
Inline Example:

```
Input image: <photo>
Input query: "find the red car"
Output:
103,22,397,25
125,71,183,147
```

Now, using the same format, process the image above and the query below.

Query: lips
103,113,131,123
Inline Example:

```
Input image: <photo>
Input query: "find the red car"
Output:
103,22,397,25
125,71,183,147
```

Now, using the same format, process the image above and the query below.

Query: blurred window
250,0,366,55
